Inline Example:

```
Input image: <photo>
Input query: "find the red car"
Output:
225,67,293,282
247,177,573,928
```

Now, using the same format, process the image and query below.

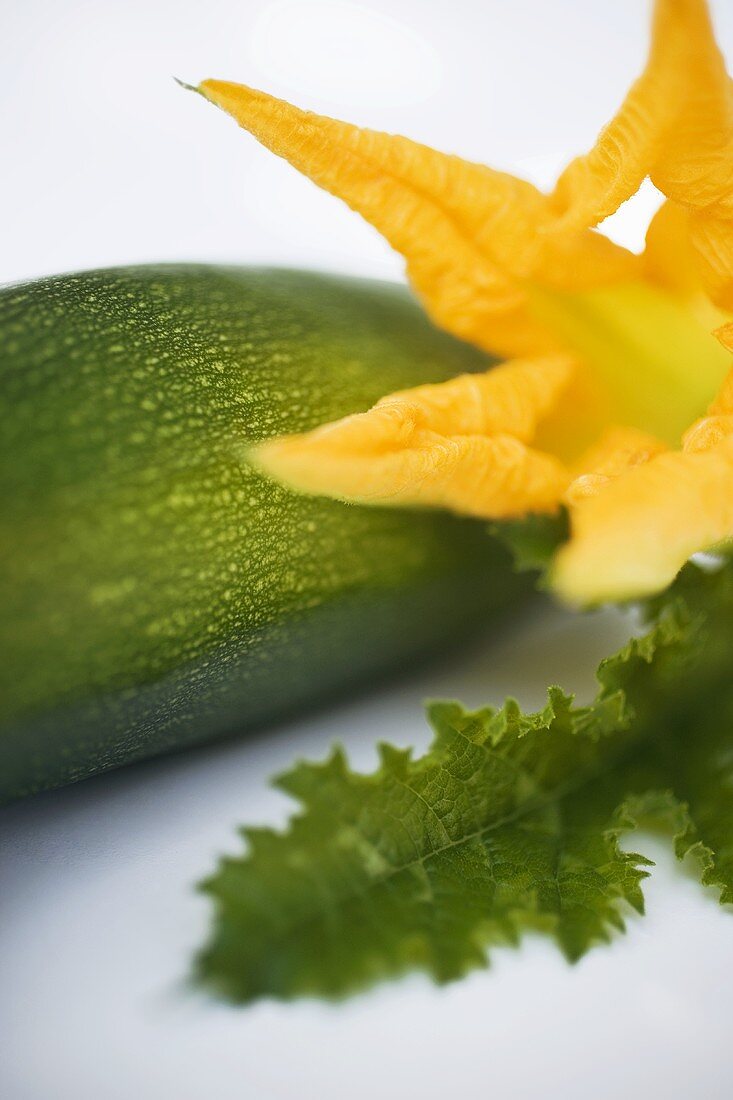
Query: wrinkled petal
565,425,667,504
251,358,573,518
552,0,727,223
552,0,733,308
255,430,568,519
381,356,576,440
198,79,637,358
554,438,733,604
683,414,733,452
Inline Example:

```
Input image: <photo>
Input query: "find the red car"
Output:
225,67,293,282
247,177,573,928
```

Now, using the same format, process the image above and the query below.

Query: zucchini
0,265,525,802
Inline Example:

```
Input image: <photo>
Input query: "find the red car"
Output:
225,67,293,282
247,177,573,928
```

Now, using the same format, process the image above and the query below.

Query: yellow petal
554,438,733,604
714,321,733,362
251,358,573,518
551,0,733,308
382,356,576,440
683,414,733,452
198,79,637,358
682,345,733,447
571,425,668,478
712,377,733,414
551,0,724,223
691,215,733,309
643,200,731,335
564,425,667,504
643,200,701,298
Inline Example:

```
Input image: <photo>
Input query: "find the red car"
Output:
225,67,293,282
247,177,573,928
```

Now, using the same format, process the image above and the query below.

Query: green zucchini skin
0,265,524,802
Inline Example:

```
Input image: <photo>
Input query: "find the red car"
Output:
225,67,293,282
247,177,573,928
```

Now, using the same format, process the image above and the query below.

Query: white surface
3,1,733,1097
2,606,733,1100
7,0,733,289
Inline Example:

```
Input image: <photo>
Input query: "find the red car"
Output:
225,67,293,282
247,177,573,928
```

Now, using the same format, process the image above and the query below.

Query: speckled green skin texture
0,265,525,802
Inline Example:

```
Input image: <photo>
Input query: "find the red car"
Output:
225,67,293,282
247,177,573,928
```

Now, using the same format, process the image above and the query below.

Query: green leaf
490,509,569,574
197,559,733,1002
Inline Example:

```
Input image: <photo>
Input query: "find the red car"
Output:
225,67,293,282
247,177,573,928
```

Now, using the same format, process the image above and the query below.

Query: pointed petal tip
197,78,263,111
247,436,300,485
248,432,361,503
174,76,203,95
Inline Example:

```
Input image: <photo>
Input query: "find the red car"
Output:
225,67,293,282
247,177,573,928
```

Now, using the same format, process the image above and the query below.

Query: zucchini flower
196,0,733,604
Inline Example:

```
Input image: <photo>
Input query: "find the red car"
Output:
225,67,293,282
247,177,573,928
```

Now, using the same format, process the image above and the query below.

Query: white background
2,1,733,1097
